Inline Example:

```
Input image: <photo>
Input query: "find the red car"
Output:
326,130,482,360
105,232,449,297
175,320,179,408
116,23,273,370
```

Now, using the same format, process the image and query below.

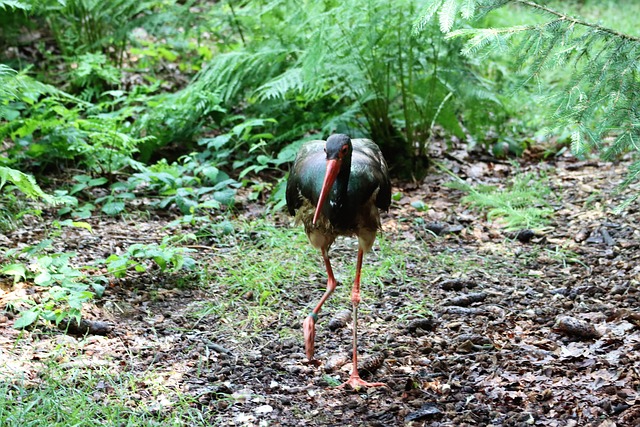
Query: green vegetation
447,169,554,231
0,352,207,427
419,0,640,178
2,1,637,423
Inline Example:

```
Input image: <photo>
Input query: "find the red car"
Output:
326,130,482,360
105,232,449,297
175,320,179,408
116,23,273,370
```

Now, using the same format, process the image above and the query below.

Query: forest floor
1,149,639,426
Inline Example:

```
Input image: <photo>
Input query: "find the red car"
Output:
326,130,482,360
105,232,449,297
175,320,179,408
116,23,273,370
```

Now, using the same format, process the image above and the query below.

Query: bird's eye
341,145,349,154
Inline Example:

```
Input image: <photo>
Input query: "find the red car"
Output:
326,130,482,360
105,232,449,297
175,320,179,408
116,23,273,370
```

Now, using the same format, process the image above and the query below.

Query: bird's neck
334,158,351,196
326,159,352,225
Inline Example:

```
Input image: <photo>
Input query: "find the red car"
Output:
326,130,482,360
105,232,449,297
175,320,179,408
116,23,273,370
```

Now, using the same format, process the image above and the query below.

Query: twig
184,245,217,250
513,0,640,43
228,1,246,46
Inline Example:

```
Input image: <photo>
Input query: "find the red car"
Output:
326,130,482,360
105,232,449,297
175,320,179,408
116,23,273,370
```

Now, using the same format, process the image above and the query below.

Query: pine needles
416,0,640,186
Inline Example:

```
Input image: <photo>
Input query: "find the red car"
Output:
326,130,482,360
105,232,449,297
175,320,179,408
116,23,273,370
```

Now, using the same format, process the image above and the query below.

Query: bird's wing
286,140,325,215
351,139,391,211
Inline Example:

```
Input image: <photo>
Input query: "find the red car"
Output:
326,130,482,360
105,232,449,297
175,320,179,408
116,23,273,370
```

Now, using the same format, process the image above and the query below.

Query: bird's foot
302,313,318,361
337,374,387,391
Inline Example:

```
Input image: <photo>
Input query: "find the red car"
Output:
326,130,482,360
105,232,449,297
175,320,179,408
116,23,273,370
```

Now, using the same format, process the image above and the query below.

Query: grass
190,218,426,334
191,219,319,332
0,356,207,427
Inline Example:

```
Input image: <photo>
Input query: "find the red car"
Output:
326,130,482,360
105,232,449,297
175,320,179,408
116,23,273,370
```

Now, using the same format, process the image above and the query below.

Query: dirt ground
1,151,639,426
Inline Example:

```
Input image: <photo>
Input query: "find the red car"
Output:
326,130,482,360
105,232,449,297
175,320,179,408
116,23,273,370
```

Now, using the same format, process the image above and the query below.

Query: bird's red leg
338,248,386,390
303,247,337,361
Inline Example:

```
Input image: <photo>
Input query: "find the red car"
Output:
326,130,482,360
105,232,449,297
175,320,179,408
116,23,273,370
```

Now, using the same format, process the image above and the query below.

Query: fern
0,166,54,203
0,0,29,11
0,65,151,173
194,48,291,104
190,0,500,176
448,170,554,231
256,68,304,102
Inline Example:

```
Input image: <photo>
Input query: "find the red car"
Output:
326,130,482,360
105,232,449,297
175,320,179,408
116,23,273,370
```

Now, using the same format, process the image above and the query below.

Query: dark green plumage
286,135,390,231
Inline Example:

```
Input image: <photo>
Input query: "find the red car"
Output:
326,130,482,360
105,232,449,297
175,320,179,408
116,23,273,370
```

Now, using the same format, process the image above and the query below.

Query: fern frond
256,68,304,101
0,0,30,11
195,48,290,103
0,166,54,203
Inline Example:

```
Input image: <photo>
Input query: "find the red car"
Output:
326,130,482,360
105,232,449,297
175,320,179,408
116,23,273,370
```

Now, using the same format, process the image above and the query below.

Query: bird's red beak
313,158,341,225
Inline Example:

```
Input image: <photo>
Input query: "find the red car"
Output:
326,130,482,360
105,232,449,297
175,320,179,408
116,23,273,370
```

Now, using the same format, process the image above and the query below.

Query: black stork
286,134,391,389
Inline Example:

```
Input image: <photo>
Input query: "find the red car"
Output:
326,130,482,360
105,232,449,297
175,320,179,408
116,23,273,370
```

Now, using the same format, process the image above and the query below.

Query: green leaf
213,189,236,206
411,200,429,211
91,281,106,298
34,271,52,285
116,192,136,200
0,166,54,203
1,263,26,283
154,257,167,271
106,257,129,277
59,219,93,232
101,201,125,216
199,199,221,210
88,177,108,187
72,208,93,219
14,310,39,329
70,183,87,195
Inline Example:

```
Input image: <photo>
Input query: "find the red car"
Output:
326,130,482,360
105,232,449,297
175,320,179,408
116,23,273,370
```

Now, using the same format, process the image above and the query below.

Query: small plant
128,156,238,214
1,239,105,329
1,67,151,174
68,52,121,101
0,166,54,231
446,170,554,231
95,181,136,216
100,237,196,279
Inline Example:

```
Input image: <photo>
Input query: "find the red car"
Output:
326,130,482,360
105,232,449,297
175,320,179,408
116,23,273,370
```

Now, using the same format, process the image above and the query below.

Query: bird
286,134,391,389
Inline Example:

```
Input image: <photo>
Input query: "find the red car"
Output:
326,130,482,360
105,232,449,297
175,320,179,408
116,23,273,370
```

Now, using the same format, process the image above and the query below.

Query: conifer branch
513,0,640,43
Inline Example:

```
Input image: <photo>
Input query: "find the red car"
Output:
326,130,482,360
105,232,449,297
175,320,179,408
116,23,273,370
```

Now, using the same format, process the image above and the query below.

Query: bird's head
313,134,352,225
324,133,352,161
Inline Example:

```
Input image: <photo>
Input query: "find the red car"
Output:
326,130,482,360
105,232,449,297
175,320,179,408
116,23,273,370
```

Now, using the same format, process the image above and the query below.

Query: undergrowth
446,170,554,231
